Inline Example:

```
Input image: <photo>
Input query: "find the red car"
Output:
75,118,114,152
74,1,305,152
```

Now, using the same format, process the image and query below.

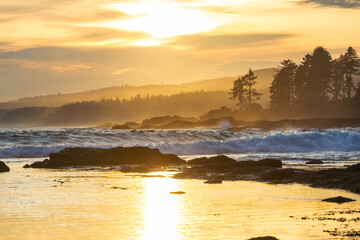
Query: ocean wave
0,129,359,158
156,131,360,155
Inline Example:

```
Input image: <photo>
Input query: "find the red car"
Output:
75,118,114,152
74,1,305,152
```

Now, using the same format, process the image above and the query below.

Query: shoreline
21,146,360,195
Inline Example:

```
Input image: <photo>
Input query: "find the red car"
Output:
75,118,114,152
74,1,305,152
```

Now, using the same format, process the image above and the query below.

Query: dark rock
23,164,31,168
0,161,10,172
237,160,259,168
187,155,236,166
204,177,223,184
261,169,294,181
112,124,131,130
306,160,324,164
322,196,356,204
26,147,185,168
170,191,186,194
206,155,236,165
187,157,208,164
248,237,279,240
347,163,360,172
258,159,282,168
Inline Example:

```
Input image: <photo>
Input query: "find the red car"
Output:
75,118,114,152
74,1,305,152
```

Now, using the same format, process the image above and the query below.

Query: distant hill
0,68,276,109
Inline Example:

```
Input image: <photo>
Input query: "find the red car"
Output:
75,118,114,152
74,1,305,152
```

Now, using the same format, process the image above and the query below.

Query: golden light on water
141,177,183,240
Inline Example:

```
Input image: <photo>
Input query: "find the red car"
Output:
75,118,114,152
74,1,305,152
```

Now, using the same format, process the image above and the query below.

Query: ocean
1,127,359,165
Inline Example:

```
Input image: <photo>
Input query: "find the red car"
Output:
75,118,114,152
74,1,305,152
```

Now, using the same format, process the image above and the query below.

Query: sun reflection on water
140,177,183,240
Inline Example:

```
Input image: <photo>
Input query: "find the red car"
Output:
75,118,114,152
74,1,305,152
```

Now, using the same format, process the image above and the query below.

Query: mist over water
0,127,359,163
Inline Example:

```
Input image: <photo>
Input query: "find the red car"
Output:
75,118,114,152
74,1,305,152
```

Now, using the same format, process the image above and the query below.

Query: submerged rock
237,159,282,169
248,237,279,240
204,177,223,184
306,160,324,164
0,161,10,172
25,147,185,168
261,169,295,181
322,196,356,204
170,191,186,194
258,159,282,168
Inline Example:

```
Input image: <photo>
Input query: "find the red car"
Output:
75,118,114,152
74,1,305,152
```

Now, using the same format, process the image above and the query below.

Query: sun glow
104,1,225,39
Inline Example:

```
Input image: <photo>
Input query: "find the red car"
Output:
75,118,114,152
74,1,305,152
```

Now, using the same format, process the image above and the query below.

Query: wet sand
1,159,360,240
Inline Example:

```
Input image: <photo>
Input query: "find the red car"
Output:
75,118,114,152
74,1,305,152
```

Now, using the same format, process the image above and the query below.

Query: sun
104,1,225,39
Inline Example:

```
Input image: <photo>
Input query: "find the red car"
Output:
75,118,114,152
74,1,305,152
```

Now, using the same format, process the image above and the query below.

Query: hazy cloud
298,0,360,8
170,33,293,50
110,68,136,75
49,64,92,73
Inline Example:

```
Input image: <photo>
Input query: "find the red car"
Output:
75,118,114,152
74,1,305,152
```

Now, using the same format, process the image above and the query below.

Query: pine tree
230,68,262,110
270,60,297,109
343,47,360,98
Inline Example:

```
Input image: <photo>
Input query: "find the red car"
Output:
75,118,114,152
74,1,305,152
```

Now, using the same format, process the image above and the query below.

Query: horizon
1,0,360,101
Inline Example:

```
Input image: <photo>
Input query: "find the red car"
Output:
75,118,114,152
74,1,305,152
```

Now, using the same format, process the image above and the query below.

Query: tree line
231,46,360,115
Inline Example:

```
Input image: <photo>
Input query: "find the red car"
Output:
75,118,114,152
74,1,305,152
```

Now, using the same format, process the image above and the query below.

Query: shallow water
1,160,360,240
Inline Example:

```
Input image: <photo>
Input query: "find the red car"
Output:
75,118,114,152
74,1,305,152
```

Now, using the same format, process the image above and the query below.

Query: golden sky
1,0,360,100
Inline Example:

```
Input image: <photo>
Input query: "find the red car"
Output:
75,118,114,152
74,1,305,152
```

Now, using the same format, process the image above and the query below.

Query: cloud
169,33,294,50
68,26,149,42
49,64,92,73
298,0,360,8
110,68,135,75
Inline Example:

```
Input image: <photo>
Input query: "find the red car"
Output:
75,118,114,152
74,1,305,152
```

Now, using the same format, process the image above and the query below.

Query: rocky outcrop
0,161,10,172
188,155,236,166
175,159,360,194
322,196,355,203
24,147,185,168
248,237,279,240
306,160,324,164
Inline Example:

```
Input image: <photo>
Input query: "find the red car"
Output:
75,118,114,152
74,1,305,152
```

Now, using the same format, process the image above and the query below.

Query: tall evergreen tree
269,60,297,110
310,46,332,102
230,68,262,110
294,47,332,107
230,75,247,110
328,55,345,101
343,47,360,98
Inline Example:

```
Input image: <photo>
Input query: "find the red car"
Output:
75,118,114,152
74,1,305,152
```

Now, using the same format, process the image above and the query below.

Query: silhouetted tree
269,60,297,109
328,55,345,101
230,68,262,110
343,47,360,98
294,47,332,108
294,54,312,105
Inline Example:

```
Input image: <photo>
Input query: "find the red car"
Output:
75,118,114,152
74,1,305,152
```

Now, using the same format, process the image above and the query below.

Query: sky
1,0,360,101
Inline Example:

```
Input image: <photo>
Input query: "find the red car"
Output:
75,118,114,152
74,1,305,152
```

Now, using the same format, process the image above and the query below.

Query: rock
169,191,186,194
187,157,208,165
0,161,10,172
187,155,236,166
261,169,294,181
23,164,31,168
248,237,279,240
204,177,223,184
258,159,282,168
25,147,185,168
322,196,356,204
112,124,131,130
237,160,259,168
306,160,324,164
347,163,360,172
206,155,236,165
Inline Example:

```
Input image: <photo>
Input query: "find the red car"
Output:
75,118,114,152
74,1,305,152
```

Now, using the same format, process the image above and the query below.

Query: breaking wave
0,127,359,158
